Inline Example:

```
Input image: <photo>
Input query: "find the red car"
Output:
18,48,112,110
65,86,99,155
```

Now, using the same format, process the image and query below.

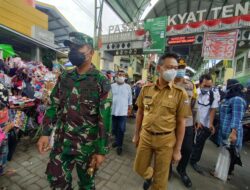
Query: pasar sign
109,1,249,34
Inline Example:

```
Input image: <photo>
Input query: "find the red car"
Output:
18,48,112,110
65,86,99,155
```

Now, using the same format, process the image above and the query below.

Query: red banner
173,24,188,30
189,21,204,28
166,15,250,35
202,30,238,60
221,16,240,24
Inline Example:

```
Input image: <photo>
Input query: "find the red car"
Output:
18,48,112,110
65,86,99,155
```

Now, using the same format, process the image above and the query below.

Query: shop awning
0,24,66,58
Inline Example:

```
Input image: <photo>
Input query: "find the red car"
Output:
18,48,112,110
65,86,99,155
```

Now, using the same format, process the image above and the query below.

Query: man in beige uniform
133,53,190,190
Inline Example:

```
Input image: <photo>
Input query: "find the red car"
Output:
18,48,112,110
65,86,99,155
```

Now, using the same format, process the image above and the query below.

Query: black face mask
68,49,86,67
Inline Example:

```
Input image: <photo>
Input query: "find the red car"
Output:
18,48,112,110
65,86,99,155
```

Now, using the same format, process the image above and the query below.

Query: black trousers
112,116,127,147
177,126,194,174
190,127,211,164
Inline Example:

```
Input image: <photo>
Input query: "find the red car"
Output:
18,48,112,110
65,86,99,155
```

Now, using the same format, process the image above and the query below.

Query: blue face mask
176,69,186,78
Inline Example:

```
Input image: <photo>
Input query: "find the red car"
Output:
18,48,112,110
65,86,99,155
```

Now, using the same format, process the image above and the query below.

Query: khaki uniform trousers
134,129,176,190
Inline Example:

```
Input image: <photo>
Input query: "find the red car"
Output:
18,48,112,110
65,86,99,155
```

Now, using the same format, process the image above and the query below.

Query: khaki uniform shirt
175,79,195,127
136,81,190,133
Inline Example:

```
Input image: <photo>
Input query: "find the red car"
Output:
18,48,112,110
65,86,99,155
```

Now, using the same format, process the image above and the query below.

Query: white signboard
32,25,55,46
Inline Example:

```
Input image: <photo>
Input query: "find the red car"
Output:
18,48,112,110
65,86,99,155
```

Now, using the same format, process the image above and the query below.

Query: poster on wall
143,16,167,54
202,30,238,60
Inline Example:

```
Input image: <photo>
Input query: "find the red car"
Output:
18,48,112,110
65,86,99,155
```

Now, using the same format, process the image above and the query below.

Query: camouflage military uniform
42,66,111,190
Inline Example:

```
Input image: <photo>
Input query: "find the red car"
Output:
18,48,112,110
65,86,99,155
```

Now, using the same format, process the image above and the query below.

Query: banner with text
143,17,167,54
202,30,238,60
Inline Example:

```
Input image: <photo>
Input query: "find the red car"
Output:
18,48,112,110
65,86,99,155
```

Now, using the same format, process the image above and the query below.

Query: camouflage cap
64,32,93,48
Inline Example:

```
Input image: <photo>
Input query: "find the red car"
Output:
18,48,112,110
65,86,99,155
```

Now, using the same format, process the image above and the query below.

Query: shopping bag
214,147,231,182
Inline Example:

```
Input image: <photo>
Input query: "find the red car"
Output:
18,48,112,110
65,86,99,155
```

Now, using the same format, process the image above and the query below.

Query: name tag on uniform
145,104,150,110
168,95,173,98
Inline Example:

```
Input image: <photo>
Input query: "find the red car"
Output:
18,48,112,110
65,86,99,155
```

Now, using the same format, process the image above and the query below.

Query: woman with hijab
218,79,247,179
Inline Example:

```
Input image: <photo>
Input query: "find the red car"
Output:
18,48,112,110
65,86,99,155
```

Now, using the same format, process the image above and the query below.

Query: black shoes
143,178,152,190
177,168,192,188
116,147,122,155
112,142,117,148
191,163,205,175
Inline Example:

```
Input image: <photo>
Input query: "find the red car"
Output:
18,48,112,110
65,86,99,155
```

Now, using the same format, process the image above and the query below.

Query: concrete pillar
31,47,41,61
92,50,101,70
100,51,114,71
128,66,133,79
142,69,148,81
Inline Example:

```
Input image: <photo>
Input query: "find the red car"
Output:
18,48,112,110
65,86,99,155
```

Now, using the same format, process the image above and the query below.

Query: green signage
235,73,250,86
143,16,167,54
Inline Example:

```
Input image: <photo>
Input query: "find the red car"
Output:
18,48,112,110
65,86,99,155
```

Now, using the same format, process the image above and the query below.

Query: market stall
0,46,60,160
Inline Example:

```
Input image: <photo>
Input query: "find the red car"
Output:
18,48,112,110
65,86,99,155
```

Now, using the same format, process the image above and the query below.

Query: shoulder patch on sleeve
144,83,154,87
173,84,185,91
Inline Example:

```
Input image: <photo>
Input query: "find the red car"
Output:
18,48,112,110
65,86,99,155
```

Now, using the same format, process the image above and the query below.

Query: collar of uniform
154,79,172,90
71,64,98,80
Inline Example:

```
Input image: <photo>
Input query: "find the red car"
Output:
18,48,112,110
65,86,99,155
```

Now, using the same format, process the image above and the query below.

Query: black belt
145,129,171,136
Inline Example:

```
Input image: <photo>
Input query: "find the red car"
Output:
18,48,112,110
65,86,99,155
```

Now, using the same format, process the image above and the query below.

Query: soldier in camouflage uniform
37,32,112,190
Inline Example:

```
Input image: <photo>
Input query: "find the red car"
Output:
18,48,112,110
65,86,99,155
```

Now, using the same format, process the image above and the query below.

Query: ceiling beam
206,0,214,20
115,0,133,22
218,0,228,18
55,34,69,38
105,1,128,22
187,0,191,13
154,7,158,17
164,0,168,14
48,18,61,22
158,1,177,16
131,0,139,9
50,26,69,31
197,0,202,11
177,0,180,14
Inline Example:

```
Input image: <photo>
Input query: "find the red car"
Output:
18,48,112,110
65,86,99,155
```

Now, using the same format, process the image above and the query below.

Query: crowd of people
104,52,249,190
1,31,250,190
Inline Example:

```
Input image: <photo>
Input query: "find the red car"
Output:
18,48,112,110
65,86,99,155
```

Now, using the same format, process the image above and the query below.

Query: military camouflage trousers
46,142,96,190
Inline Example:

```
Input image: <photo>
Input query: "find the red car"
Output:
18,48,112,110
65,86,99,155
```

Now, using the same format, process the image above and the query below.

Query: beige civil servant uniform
134,81,190,190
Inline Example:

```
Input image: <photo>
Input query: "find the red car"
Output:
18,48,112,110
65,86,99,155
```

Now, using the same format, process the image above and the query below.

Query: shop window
236,56,244,73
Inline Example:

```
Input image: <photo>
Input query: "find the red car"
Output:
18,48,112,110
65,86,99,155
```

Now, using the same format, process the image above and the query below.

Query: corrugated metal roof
105,0,151,22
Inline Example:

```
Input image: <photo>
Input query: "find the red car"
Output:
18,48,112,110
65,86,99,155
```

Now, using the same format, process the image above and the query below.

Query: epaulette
143,83,154,87
184,79,192,84
173,83,186,92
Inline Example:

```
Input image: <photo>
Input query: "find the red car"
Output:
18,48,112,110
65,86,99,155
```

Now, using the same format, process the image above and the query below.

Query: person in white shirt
111,70,132,155
190,74,220,174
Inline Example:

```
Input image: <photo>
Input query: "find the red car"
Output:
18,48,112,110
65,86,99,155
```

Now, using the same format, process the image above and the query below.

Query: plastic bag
214,147,231,182
49,127,56,148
